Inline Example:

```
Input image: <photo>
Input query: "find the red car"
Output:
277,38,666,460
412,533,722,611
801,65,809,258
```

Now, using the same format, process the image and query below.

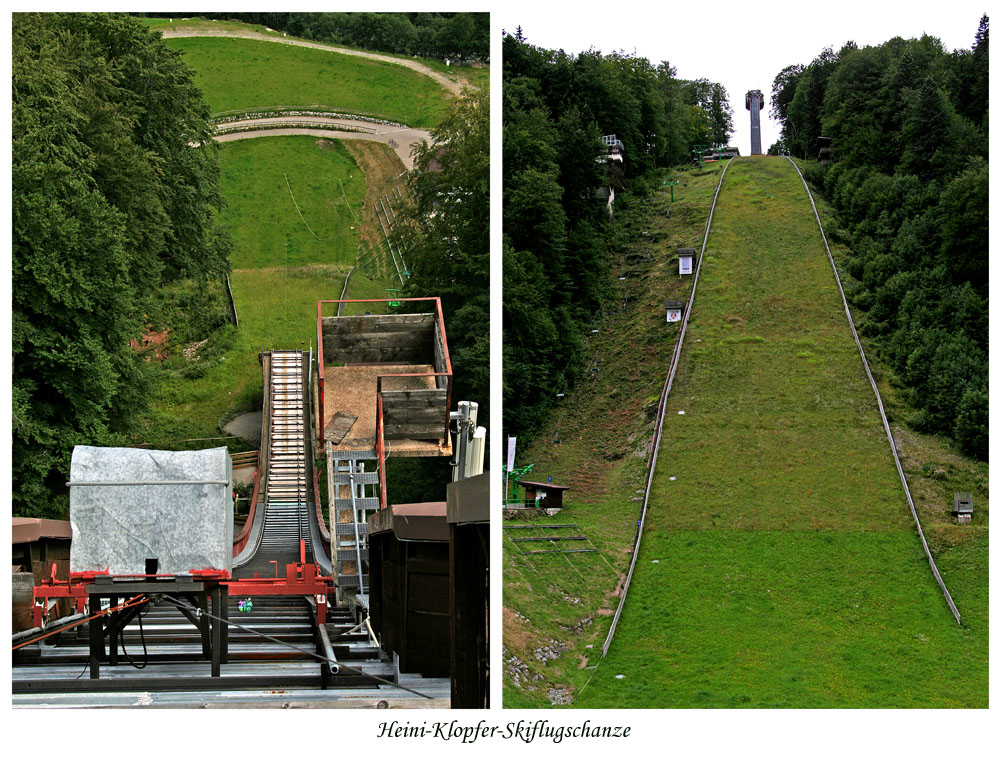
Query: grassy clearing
141,16,282,36
584,530,984,707
415,57,489,90
502,164,729,707
575,157,987,708
165,36,450,127
134,136,395,447
341,139,408,252
144,16,488,91
218,137,364,269
136,266,337,447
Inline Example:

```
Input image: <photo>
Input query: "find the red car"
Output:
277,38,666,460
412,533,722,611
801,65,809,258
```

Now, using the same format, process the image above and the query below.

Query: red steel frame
316,297,453,509
232,451,262,557
32,542,335,628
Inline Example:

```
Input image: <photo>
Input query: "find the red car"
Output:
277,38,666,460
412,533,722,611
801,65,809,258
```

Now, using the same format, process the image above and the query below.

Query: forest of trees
502,30,734,444
404,87,491,434
769,16,988,459
140,12,490,62
373,87,489,504
12,13,231,516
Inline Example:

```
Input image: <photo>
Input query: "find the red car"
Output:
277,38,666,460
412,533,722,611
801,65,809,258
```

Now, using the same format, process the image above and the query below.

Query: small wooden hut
513,480,569,509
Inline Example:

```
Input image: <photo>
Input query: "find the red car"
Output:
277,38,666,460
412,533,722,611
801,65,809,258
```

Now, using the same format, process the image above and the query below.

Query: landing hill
503,158,987,708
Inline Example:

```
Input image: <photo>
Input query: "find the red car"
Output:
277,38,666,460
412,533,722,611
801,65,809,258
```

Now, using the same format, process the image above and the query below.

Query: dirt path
161,28,472,96
213,116,429,170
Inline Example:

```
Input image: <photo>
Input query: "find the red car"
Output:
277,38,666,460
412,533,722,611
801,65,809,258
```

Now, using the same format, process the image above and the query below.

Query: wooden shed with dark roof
512,480,569,509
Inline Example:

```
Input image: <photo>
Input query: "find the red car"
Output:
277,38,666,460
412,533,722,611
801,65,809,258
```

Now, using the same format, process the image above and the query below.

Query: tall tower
746,89,764,155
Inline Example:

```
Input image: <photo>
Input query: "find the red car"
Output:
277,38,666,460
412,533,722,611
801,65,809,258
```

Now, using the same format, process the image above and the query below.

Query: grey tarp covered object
69,446,233,575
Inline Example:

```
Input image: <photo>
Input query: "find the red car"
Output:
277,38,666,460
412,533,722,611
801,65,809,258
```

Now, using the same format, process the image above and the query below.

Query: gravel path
213,117,431,169
160,28,472,96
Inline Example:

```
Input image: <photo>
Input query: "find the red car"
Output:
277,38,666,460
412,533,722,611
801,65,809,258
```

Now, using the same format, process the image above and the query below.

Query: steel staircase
326,448,380,603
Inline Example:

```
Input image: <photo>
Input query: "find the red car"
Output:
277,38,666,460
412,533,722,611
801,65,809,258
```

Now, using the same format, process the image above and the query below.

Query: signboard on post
505,437,516,501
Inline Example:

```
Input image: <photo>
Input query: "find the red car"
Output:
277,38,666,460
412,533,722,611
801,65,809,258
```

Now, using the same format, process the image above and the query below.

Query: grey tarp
69,446,233,575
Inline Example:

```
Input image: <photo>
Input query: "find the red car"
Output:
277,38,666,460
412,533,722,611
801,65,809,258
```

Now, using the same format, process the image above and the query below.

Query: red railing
376,390,388,509
233,452,262,557
315,297,452,445
316,299,325,441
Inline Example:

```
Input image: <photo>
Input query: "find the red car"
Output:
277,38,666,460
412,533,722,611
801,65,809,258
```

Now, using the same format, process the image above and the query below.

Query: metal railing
601,157,733,658
784,155,961,624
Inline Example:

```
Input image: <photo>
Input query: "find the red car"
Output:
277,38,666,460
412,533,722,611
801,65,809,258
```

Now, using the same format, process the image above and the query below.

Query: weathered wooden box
317,298,453,457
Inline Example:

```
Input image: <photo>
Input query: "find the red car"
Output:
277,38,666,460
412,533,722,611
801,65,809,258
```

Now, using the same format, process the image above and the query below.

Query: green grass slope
165,36,450,127
576,157,987,708
502,164,731,708
144,17,489,91
219,137,364,269
135,136,385,447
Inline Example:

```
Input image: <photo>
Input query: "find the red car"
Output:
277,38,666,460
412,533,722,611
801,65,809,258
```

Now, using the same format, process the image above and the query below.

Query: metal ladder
327,446,380,604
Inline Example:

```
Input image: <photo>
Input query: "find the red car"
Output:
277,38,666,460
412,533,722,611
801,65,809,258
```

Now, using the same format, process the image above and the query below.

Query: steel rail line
601,158,734,658
783,156,961,624
337,267,354,316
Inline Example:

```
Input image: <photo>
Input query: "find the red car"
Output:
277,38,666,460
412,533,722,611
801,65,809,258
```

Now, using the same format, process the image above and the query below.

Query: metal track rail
234,350,331,578
784,156,961,624
601,158,733,658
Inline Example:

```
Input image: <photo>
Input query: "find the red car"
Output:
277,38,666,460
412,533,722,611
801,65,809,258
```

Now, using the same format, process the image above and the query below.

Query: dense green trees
502,33,733,443
770,16,988,458
379,87,490,505
403,87,490,427
13,13,231,516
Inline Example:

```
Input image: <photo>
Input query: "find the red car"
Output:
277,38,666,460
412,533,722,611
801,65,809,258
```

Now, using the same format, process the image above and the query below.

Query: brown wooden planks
321,313,436,365
320,313,434,334
322,343,432,365
323,330,427,352
325,411,358,444
384,423,446,440
383,408,446,429
381,388,447,408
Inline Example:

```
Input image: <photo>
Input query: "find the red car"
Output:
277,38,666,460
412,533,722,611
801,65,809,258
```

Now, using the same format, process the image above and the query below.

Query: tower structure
746,89,764,155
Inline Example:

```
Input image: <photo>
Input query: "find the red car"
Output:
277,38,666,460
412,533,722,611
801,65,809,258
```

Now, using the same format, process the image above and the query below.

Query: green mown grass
502,165,731,706
141,16,282,36
573,157,987,708
136,136,394,447
218,137,364,269
165,36,451,127
145,16,489,91
583,530,986,707
137,265,389,448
